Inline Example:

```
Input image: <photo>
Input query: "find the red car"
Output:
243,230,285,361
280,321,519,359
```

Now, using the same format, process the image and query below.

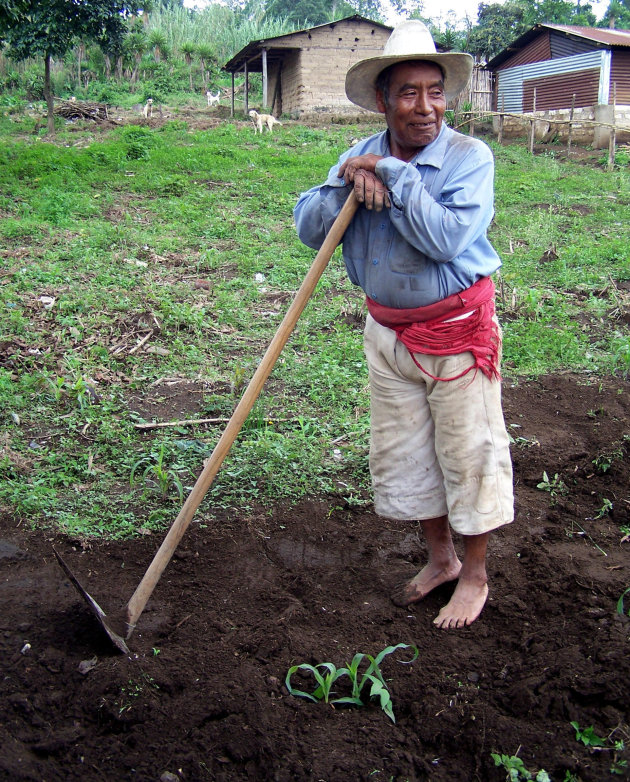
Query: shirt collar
381,123,452,170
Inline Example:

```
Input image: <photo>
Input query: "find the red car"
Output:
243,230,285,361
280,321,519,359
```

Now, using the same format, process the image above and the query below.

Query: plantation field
0,104,629,781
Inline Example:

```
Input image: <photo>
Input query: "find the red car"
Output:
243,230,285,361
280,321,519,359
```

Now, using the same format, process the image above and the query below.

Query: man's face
376,61,446,161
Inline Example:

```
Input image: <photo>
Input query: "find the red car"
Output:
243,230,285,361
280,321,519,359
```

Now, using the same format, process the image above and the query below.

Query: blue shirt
294,123,501,309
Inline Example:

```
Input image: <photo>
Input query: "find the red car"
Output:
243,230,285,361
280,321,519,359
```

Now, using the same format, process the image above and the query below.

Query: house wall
498,31,552,69
496,50,608,111
611,49,630,104
496,29,601,70
522,68,600,111
267,20,391,115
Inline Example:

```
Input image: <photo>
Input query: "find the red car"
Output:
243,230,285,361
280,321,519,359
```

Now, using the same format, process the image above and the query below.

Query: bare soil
1,373,629,782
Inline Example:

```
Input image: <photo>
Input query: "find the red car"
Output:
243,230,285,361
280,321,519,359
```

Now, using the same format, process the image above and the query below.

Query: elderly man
294,20,514,629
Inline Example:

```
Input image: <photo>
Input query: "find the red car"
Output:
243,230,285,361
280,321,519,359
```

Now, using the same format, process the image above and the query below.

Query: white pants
364,314,514,536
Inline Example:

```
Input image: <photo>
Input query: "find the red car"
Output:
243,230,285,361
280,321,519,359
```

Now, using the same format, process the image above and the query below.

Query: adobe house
487,24,630,146
222,15,392,118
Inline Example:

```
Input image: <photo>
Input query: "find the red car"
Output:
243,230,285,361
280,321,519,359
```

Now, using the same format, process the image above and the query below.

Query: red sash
366,277,501,382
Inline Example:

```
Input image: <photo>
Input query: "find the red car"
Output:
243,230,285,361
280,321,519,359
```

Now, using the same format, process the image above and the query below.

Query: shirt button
372,258,379,265
380,224,386,230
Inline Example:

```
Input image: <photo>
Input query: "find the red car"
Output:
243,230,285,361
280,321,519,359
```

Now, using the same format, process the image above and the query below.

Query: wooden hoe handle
125,192,360,631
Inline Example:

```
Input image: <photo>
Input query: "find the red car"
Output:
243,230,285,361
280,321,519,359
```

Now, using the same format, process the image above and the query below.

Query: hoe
54,193,359,654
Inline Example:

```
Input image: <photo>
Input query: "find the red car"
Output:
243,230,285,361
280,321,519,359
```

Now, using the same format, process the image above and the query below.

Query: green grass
0,117,628,536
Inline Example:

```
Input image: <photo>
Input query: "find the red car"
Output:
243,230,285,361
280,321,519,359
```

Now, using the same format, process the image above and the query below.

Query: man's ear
375,89,387,114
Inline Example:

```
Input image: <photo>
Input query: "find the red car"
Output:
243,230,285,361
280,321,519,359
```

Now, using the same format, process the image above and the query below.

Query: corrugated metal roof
488,23,630,70
544,24,630,47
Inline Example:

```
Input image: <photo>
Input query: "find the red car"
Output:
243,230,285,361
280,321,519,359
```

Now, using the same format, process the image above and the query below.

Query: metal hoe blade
53,548,130,654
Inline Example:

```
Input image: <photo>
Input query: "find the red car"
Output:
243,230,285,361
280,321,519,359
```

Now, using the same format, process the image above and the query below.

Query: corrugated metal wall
496,50,607,111
498,29,601,70
549,30,598,58
497,32,551,69
611,50,630,103
523,68,600,110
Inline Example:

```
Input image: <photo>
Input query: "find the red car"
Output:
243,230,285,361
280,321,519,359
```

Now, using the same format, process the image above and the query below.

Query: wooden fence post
567,93,575,157
498,94,505,144
528,88,537,154
608,82,617,172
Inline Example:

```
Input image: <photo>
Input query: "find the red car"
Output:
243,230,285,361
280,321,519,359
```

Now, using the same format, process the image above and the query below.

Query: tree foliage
261,0,386,27
600,0,630,29
2,0,140,132
467,0,598,60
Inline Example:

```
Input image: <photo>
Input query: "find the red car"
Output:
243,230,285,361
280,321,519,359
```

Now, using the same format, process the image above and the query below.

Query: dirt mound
1,374,628,781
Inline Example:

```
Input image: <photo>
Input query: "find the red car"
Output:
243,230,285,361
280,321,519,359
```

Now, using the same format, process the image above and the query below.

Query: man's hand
338,154,390,212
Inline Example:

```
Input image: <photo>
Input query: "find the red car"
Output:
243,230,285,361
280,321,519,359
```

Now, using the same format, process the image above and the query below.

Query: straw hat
345,20,473,112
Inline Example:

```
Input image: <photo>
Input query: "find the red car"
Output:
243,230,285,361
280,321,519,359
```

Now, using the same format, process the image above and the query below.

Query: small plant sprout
491,752,550,781
594,497,613,519
570,721,607,747
285,643,419,723
130,443,185,502
570,721,629,773
536,470,568,500
617,587,630,617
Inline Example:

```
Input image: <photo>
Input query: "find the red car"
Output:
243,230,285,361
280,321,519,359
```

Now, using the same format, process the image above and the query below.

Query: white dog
206,90,220,107
143,98,153,118
249,109,282,134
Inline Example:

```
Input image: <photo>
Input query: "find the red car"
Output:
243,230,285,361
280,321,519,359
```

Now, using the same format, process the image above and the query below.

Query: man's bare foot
391,559,461,607
433,579,488,629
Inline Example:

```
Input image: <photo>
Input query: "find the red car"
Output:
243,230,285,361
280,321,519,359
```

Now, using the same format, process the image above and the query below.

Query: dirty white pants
364,314,514,536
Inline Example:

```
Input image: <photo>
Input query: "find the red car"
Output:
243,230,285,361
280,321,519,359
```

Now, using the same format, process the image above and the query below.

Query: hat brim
345,53,473,112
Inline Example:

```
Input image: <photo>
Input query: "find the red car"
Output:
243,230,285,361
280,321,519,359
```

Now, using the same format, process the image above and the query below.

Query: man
294,20,514,629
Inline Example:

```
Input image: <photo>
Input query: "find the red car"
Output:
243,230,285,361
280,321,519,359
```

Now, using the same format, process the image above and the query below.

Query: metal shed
487,24,630,112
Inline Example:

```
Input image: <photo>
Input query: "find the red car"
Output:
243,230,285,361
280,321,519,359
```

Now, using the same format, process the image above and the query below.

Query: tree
467,1,528,59
600,0,630,28
263,0,350,26
148,28,168,61
181,40,196,91
519,0,597,26
2,0,140,134
125,29,148,82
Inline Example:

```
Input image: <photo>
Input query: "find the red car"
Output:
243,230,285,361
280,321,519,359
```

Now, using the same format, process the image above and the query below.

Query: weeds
491,752,550,781
570,722,629,775
571,722,607,747
536,471,568,501
285,643,418,723
0,117,628,537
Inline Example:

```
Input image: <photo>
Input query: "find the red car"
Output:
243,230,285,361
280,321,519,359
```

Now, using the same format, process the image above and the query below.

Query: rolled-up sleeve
294,177,351,250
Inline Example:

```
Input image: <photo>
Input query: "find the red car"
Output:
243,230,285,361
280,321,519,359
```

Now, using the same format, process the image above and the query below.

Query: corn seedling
130,443,184,501
491,752,551,781
285,643,419,723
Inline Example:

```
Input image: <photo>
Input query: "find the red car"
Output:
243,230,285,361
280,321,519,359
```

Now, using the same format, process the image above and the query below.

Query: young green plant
285,643,419,723
491,752,550,781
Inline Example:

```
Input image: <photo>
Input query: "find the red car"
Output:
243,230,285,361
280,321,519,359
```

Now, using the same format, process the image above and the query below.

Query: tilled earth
1,373,629,782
